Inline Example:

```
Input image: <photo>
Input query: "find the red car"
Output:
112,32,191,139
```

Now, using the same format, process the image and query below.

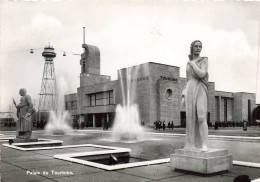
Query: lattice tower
38,45,57,121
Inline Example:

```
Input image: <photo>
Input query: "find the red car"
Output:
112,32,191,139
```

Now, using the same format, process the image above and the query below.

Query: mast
256,18,260,104
83,27,85,44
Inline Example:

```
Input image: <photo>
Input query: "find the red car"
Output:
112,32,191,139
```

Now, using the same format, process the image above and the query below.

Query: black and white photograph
0,0,260,182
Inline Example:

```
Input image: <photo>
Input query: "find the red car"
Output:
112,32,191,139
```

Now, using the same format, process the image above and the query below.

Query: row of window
88,90,114,107
160,76,177,82
65,101,77,110
216,96,252,122
130,76,149,82
224,99,227,122
65,91,115,109
130,76,177,82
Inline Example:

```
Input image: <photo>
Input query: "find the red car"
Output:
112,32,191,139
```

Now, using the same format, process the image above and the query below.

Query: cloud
1,12,63,53
31,13,62,32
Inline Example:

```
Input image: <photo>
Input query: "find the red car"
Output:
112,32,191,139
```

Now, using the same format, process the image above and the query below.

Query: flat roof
233,92,256,94
179,76,215,84
119,62,180,70
148,62,180,68
215,91,255,94
65,93,77,96
215,90,234,94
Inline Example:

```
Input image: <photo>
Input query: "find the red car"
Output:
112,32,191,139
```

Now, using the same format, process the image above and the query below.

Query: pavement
2,125,260,136
146,126,260,137
1,127,260,182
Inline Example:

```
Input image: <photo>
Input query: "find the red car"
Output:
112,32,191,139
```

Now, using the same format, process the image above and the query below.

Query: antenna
256,18,260,104
83,27,85,44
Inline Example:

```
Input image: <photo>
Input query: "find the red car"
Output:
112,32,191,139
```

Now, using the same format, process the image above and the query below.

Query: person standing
182,40,209,152
243,119,247,131
171,121,174,130
214,121,219,130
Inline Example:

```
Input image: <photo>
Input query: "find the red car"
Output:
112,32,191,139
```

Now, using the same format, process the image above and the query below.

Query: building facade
65,43,256,128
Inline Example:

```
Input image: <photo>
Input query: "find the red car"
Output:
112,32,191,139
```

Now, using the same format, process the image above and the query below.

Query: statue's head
19,88,27,96
189,40,202,60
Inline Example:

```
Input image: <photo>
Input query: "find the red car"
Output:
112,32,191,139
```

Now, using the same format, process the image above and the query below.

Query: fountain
45,77,72,135
45,110,71,135
111,66,144,142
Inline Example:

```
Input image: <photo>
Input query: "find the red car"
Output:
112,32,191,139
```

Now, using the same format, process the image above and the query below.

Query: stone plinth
14,138,38,143
170,148,232,174
53,129,65,135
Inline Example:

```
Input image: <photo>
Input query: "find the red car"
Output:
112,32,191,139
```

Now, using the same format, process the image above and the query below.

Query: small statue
13,88,34,139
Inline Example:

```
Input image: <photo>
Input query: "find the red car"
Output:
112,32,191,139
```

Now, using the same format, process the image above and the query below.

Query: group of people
214,120,249,130
72,119,80,129
154,121,174,130
35,120,46,129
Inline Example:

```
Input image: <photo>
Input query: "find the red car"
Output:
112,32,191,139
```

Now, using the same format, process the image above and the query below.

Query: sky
0,0,260,113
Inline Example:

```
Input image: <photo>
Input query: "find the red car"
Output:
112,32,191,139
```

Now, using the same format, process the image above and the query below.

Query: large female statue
182,40,209,152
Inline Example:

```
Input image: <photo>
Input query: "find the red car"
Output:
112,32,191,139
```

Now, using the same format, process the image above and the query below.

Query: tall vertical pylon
38,45,57,124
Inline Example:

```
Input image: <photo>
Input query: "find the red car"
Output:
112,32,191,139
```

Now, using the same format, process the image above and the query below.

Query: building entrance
83,113,116,128
95,113,103,127
180,112,186,127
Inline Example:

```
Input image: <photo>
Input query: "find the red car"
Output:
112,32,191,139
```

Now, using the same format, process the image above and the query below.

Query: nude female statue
182,40,209,152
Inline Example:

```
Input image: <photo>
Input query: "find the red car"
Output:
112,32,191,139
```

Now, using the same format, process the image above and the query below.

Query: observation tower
38,45,57,123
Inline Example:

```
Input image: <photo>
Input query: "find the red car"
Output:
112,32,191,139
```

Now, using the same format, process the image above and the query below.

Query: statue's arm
192,57,208,79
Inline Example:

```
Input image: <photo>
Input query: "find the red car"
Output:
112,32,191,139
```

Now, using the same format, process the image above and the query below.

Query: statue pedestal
14,138,38,143
170,148,232,174
53,129,65,135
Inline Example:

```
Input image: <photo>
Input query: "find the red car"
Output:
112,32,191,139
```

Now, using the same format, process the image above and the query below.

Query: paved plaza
1,127,260,182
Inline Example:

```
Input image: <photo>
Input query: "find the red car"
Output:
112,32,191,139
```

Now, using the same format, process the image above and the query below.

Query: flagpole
256,18,260,105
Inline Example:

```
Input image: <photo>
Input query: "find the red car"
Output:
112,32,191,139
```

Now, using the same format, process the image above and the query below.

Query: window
83,61,85,73
95,92,108,106
68,102,72,110
166,89,173,100
88,90,114,107
109,90,114,104
248,100,251,123
215,96,220,121
224,98,227,121
65,102,69,110
65,101,77,110
72,101,77,109
90,95,95,106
